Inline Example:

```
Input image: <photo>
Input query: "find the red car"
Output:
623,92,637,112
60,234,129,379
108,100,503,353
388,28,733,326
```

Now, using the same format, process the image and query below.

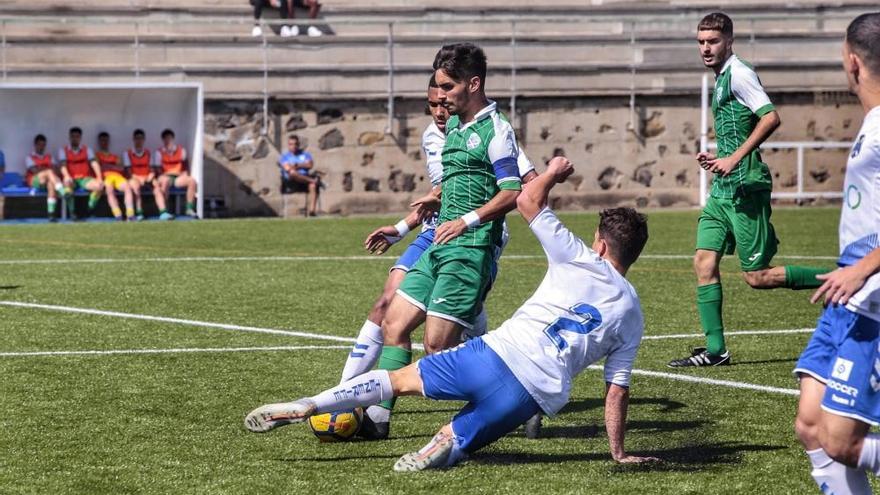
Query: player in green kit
668,13,830,367
360,43,525,438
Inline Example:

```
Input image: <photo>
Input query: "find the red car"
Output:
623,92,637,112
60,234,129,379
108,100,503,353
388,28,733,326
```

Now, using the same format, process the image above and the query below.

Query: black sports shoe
524,413,543,439
667,347,731,368
356,411,390,440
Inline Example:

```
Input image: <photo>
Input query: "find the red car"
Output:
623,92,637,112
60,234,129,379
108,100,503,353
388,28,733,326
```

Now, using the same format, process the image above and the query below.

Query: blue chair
0,172,31,196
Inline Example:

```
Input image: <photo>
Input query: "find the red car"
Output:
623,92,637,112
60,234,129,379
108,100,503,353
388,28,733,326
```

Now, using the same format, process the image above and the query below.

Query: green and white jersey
440,100,523,247
711,54,775,199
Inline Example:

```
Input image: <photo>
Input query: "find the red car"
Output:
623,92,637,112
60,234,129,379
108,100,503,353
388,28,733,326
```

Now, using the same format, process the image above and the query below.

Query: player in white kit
793,13,880,495
245,156,658,470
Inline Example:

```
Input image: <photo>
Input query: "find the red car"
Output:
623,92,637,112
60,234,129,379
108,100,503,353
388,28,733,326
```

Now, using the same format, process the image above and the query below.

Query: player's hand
410,192,441,214
614,454,661,464
706,156,738,176
696,152,715,170
364,225,402,255
547,156,574,183
434,218,468,245
811,266,868,306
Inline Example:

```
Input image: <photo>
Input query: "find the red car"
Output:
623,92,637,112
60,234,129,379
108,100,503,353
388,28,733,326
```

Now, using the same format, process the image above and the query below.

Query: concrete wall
203,90,861,217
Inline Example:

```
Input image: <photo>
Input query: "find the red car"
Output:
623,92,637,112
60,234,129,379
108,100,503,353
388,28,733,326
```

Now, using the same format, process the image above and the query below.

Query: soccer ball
308,408,363,442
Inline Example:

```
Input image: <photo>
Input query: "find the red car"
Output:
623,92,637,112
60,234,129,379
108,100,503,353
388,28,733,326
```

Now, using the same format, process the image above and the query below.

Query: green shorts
73,177,94,190
696,190,779,272
163,174,179,184
30,176,46,189
396,244,493,329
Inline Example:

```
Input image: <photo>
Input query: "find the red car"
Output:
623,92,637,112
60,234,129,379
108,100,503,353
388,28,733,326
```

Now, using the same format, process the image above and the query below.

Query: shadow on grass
732,357,799,366
0,285,21,290
472,441,785,472
560,397,688,415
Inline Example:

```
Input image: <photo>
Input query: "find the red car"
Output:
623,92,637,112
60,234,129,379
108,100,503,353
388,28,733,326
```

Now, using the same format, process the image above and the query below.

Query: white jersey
420,121,536,232
483,207,644,415
841,106,880,321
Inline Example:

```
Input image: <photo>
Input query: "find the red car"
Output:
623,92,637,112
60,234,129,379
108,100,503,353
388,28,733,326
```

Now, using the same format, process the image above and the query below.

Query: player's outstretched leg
393,425,457,472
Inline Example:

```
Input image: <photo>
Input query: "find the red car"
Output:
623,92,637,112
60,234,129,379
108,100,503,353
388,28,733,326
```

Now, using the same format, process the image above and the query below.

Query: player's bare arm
812,247,880,305
364,208,424,255
90,159,104,184
705,110,780,176
433,188,519,245
517,156,574,223
605,383,659,464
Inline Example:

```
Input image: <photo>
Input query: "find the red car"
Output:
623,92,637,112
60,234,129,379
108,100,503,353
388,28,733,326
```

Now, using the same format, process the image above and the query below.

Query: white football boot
393,430,456,472
244,399,316,433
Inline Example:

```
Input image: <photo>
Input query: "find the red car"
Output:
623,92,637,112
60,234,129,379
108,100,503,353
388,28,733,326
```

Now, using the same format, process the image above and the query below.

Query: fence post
2,20,7,80
629,21,637,138
699,72,709,206
262,33,269,135
386,22,395,135
510,20,517,125
133,21,140,79
797,145,805,197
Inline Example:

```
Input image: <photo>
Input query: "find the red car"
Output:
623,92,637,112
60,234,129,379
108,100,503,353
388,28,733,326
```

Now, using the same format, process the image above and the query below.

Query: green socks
87,192,100,211
697,283,726,355
784,266,830,290
377,346,412,410
47,198,56,214
185,201,195,211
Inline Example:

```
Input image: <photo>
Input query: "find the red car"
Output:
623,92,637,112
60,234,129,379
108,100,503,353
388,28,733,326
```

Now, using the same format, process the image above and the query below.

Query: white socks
340,320,384,383
807,448,871,495
858,432,880,476
310,370,393,414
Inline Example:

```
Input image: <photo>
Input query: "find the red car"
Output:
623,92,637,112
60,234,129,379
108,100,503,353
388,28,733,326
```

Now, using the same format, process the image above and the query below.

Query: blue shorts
418,338,541,453
391,229,435,272
795,304,880,425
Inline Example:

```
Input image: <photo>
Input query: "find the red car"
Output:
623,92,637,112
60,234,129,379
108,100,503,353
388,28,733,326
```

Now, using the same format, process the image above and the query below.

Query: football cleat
158,212,174,221
524,413,543,439
244,399,316,433
356,408,390,440
667,347,731,368
393,430,455,472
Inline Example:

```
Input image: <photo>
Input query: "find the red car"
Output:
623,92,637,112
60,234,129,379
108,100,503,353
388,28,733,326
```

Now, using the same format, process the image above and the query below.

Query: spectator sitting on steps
279,134,321,217
251,0,323,38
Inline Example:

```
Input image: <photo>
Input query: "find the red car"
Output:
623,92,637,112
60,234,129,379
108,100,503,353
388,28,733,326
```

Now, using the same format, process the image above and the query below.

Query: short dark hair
69,126,82,136
98,131,109,139
598,207,649,268
432,43,488,90
846,13,880,76
288,134,300,141
161,128,175,138
34,134,46,144
428,73,438,89
133,129,145,138
698,12,734,37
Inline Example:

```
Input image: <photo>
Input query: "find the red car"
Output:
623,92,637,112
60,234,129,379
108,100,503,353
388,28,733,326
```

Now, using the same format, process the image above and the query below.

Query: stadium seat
0,172,31,196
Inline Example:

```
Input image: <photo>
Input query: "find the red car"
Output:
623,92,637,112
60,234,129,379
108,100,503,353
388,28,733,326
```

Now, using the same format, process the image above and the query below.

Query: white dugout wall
0,83,204,217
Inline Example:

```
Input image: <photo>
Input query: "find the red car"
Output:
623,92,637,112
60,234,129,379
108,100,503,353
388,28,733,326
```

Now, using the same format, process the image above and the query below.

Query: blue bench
0,171,188,219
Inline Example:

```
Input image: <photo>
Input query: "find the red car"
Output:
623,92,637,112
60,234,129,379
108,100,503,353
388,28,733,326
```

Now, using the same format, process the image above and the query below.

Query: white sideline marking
0,301,358,344
642,328,814,340
588,365,800,396
3,300,804,396
0,253,836,265
0,345,350,357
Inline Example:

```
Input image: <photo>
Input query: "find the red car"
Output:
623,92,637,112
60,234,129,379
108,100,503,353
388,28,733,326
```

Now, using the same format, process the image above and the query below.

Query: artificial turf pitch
0,207,864,494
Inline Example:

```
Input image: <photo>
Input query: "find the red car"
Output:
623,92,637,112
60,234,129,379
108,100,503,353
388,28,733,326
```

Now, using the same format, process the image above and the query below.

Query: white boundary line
0,345,350,357
1,300,805,396
0,301,358,344
642,328,814,340
587,365,800,396
0,253,837,265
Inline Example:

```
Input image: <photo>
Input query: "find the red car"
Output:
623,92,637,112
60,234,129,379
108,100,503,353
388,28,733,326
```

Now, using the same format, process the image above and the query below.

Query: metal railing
0,11,858,129
698,74,851,205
